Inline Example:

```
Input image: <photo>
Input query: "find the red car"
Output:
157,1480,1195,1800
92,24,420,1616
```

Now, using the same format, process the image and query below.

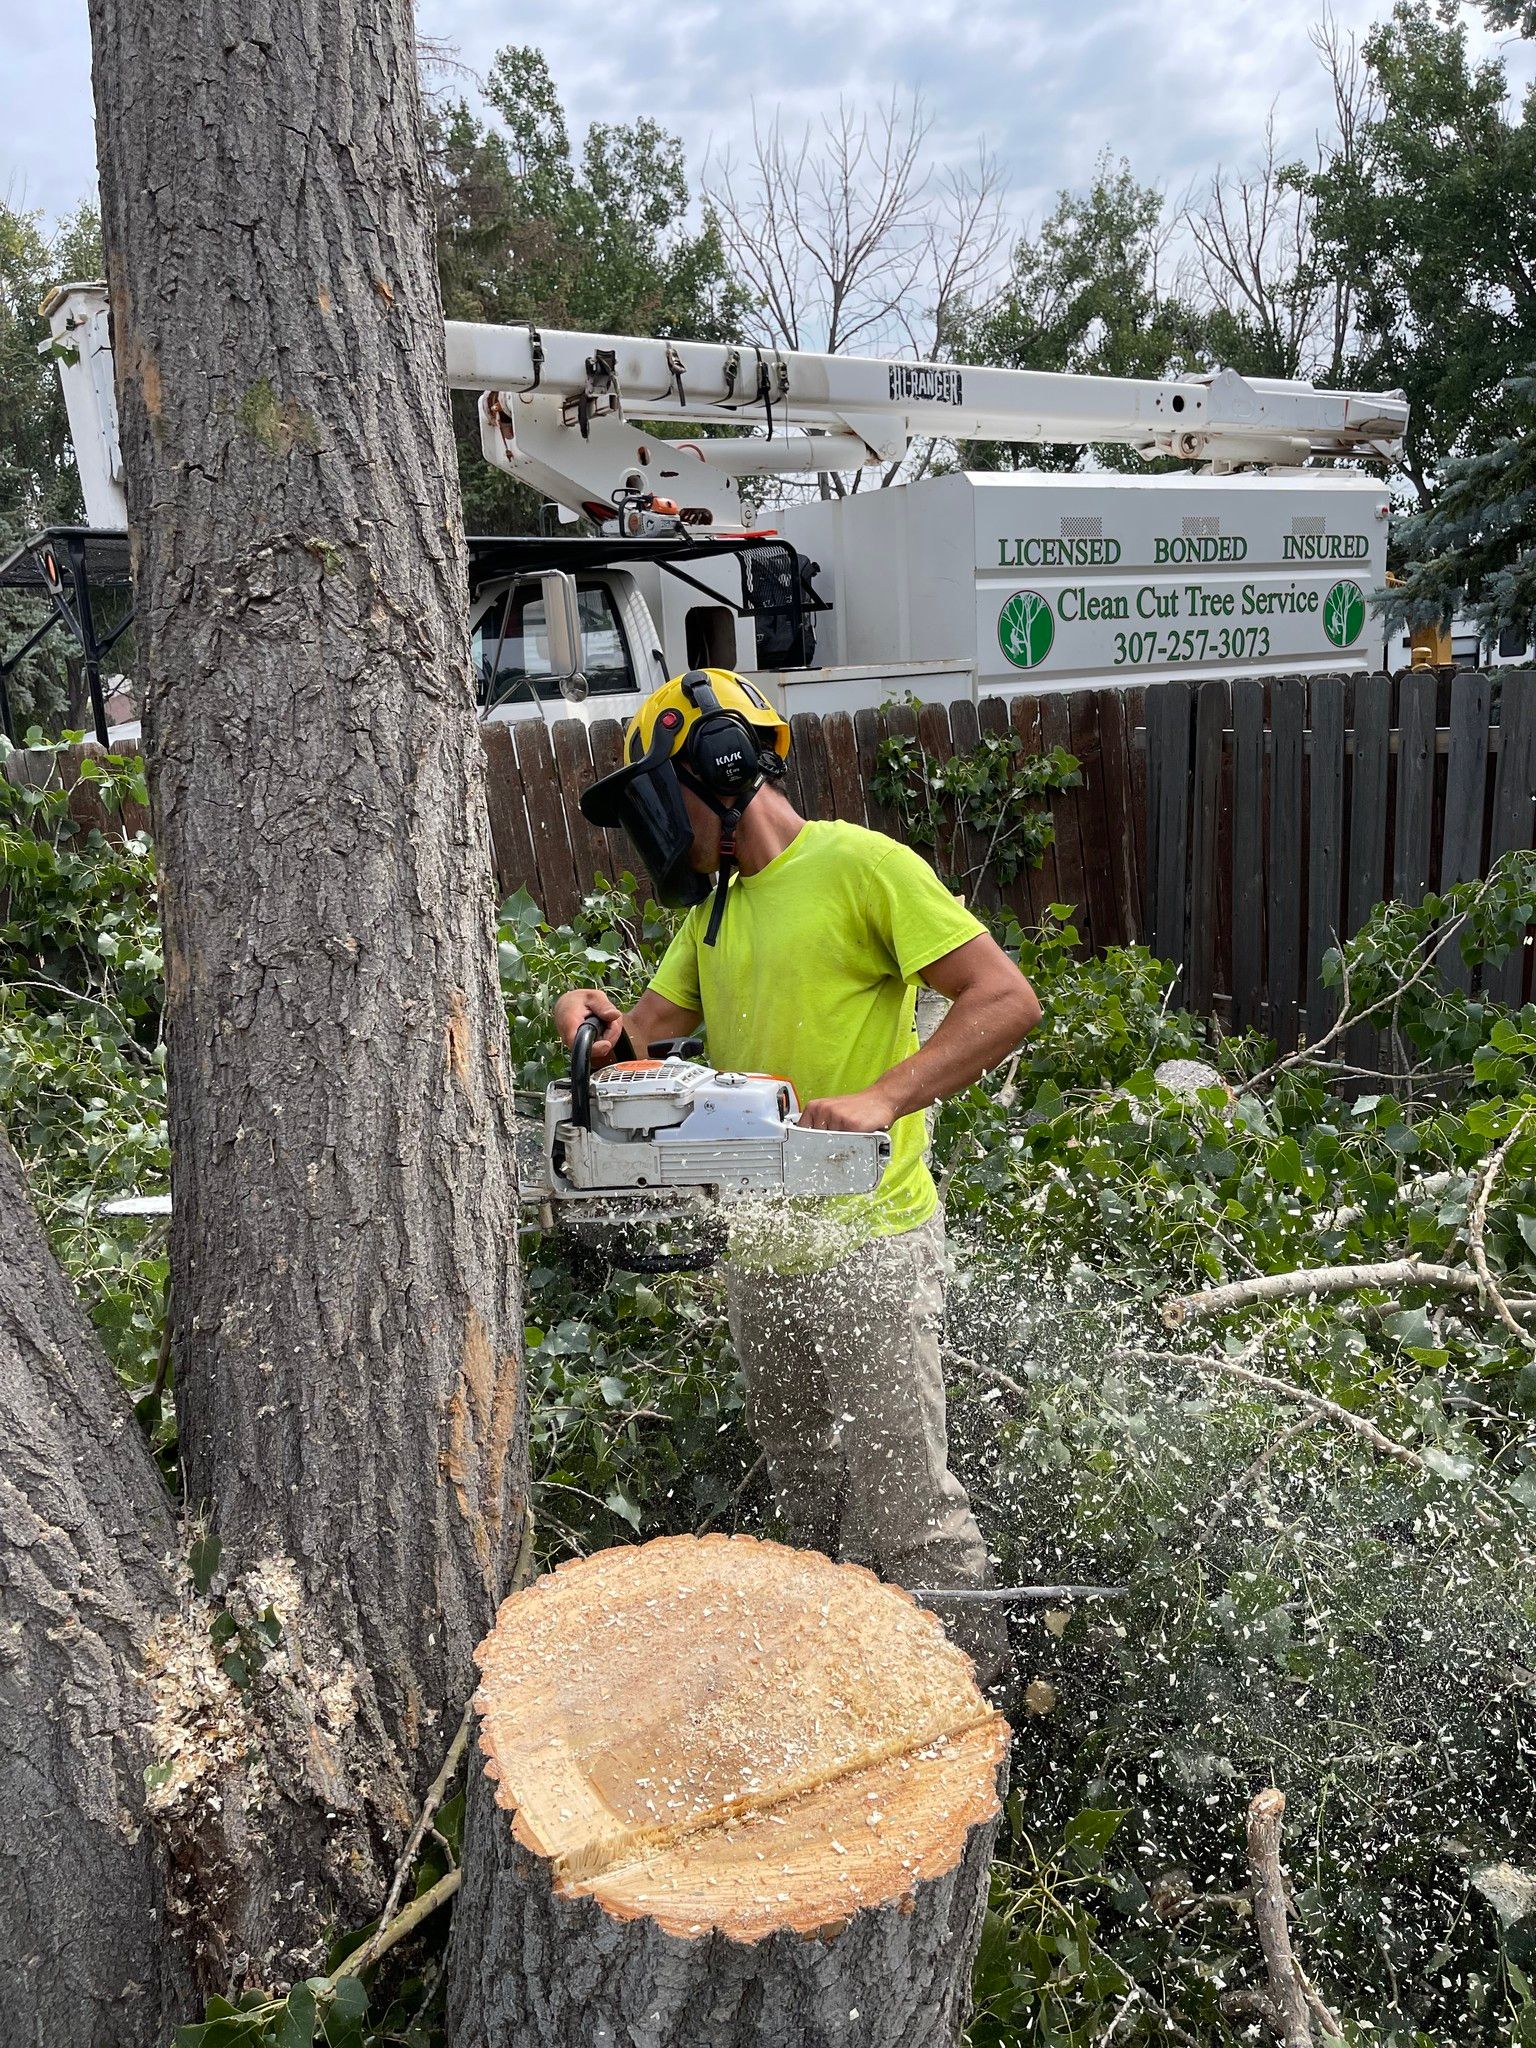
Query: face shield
580,726,712,911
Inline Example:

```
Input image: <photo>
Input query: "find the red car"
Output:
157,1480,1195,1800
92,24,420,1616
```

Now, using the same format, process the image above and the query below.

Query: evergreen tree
1384,366,1535,647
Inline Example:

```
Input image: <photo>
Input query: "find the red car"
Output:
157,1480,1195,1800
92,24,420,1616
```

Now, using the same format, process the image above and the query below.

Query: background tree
428,47,752,530
952,154,1206,473
1184,15,1376,384
703,92,1006,494
1300,0,1536,507
81,0,527,1990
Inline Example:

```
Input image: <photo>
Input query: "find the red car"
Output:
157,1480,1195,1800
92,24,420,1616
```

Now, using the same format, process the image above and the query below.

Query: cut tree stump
446,1533,1009,2047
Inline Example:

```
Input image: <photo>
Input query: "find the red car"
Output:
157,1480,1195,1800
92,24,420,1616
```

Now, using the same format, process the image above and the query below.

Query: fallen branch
335,1506,540,1982
949,1349,1031,1404
1162,1258,1481,1328
1316,1169,1461,1234
1193,1415,1323,1552
1468,1112,1535,1350
1116,1344,1504,1528
1247,1787,1325,2048
695,1450,768,1535
324,1869,461,1990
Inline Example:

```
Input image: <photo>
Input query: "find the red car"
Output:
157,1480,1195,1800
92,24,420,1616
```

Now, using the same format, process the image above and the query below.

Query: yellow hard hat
580,669,792,942
620,668,790,769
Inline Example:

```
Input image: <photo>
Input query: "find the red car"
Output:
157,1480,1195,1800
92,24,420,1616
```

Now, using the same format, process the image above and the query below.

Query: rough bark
85,0,526,1978
446,1536,1006,2047
449,1759,1000,2047
0,1135,188,2046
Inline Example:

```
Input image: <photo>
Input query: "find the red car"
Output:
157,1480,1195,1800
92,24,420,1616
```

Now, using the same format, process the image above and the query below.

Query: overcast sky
6,1,1530,239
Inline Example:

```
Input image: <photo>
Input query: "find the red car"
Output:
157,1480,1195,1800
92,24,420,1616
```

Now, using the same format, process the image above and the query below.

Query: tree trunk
85,0,526,1979
0,1135,189,2046
447,1536,1007,2047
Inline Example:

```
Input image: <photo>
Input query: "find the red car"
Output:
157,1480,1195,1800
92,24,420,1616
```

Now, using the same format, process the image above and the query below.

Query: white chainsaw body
530,1056,891,1207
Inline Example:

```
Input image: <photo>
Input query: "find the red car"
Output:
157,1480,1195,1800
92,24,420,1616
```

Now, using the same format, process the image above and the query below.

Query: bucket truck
14,281,1427,743
441,321,1412,715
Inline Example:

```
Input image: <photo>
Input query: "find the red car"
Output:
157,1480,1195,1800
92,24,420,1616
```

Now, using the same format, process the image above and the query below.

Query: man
554,669,1040,1687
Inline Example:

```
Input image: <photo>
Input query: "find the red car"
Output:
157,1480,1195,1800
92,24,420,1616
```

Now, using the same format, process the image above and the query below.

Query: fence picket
1268,678,1306,1053
1485,671,1536,1006
514,721,582,926
1305,675,1347,1041
1041,692,1090,943
822,711,868,827
1187,680,1227,1014
552,721,609,901
1230,678,1265,1033
1346,672,1392,1069
1093,689,1140,948
480,723,538,906
1143,682,1192,984
1067,689,1120,953
1394,671,1437,908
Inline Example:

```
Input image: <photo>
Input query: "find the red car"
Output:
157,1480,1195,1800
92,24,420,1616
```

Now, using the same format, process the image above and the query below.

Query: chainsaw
516,1015,892,1272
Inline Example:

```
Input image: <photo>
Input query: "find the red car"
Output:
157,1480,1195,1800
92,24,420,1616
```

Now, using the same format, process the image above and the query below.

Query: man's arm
798,933,1040,1131
553,986,703,1069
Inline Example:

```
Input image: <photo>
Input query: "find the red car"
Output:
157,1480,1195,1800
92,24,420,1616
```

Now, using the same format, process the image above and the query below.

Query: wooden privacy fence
479,691,1149,952
28,673,1536,1050
1143,669,1536,1049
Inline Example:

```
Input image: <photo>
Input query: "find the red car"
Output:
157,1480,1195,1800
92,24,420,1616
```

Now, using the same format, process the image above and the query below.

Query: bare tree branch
703,93,1006,501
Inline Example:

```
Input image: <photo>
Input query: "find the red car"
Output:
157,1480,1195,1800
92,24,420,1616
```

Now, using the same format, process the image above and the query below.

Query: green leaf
189,1533,223,1596
321,1975,368,2048
1062,1806,1124,1865
275,1984,318,2048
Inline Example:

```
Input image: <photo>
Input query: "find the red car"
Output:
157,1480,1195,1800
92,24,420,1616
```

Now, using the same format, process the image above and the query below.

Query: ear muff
679,670,765,800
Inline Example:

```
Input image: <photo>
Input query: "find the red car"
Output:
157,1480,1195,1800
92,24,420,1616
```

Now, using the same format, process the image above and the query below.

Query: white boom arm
40,283,1410,541
444,320,1409,528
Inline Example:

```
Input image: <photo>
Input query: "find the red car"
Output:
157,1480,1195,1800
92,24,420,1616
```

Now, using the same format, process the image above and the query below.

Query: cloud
5,0,1531,255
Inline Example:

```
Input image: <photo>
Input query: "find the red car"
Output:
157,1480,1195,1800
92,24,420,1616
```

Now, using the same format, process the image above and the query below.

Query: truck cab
464,532,825,727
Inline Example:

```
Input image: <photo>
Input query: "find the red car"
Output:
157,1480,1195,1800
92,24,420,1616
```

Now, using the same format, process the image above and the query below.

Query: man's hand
553,988,627,1069
798,1083,900,1133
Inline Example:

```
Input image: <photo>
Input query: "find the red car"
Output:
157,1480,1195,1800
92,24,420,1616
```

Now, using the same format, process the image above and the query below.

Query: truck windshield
474,581,635,707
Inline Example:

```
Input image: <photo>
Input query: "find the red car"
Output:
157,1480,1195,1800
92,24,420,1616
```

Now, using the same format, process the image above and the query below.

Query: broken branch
1246,1787,1317,2048
1162,1258,1481,1327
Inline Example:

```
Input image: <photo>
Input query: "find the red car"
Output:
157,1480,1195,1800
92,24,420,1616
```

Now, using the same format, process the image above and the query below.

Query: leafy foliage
868,709,1080,894
950,154,1211,476
427,47,753,533
1300,1,1536,505
0,737,169,1444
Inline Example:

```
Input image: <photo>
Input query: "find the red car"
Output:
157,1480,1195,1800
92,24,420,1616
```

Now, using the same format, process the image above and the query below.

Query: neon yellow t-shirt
647,820,984,1267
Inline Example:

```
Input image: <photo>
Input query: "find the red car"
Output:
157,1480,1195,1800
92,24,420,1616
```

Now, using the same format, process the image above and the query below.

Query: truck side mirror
540,570,588,701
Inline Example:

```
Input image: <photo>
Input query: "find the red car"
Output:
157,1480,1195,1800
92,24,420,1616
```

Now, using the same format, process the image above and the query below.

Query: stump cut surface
473,1533,1008,1941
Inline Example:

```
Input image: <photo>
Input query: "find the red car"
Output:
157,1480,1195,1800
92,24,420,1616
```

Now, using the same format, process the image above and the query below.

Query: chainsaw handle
569,1014,601,1130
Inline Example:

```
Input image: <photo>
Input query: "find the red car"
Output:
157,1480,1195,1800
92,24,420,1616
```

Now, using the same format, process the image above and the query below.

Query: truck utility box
778,469,1392,690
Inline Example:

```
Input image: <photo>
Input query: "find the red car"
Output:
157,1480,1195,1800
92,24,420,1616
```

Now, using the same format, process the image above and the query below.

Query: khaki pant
725,1213,1008,1685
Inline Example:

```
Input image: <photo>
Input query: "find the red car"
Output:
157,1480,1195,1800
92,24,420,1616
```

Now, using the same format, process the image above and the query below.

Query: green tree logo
998,590,1055,669
1323,579,1366,649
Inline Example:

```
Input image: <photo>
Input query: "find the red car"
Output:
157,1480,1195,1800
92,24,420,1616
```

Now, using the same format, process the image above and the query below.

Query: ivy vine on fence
868,701,1081,896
